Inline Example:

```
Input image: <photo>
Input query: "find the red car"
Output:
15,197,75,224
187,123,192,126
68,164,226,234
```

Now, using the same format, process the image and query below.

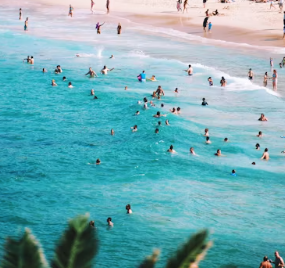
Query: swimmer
93,95,98,99
55,65,62,73
63,76,67,81
143,102,148,109
152,91,157,98
23,56,30,63
101,65,114,75
170,108,177,114
167,145,176,153
125,86,128,90
110,55,114,59
215,149,224,156
220,77,227,87
201,98,208,106
161,103,164,108
96,159,101,165
177,107,181,114
190,147,196,155
261,148,269,160
204,128,209,137
135,111,140,116
231,169,237,176
85,67,98,78
224,138,228,142
42,68,47,73
131,125,138,132
51,79,57,86
256,143,260,150
76,54,80,57
208,77,213,86
68,82,73,88
138,70,146,82
155,128,159,134
91,89,94,95
29,56,34,64
184,64,193,75
158,121,162,126
153,111,166,118
143,97,148,103
150,101,155,107
258,113,268,121
126,204,132,214
147,75,157,81
156,86,165,96
174,88,178,93
252,162,256,165
107,217,113,226
248,68,254,80
257,131,263,137
205,136,211,144
111,129,114,135
165,119,170,125
89,220,95,227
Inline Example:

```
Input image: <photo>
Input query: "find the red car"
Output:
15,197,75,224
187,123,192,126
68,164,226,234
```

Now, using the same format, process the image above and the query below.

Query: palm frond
165,229,211,268
51,214,98,268
1,228,48,268
139,250,160,268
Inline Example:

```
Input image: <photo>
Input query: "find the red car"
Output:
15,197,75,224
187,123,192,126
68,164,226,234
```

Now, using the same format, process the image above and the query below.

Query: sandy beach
26,0,285,47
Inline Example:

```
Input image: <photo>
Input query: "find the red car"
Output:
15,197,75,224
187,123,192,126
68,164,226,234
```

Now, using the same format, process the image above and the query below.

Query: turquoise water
1,3,285,267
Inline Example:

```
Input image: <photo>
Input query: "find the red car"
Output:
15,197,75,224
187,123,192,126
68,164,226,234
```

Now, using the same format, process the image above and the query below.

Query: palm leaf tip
2,228,48,268
51,214,99,268
139,249,160,268
165,229,211,268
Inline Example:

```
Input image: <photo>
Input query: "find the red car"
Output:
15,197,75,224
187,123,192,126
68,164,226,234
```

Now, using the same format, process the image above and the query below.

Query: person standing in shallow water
117,23,122,34
24,17,28,31
19,8,22,20
272,69,278,90
68,5,74,17
259,256,272,268
106,0,110,14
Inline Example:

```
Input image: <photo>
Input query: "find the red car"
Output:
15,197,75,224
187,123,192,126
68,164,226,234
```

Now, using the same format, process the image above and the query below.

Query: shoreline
26,0,285,49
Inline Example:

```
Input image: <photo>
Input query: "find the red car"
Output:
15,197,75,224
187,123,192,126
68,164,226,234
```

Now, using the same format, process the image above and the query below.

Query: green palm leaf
139,250,160,268
1,228,48,268
165,230,211,268
51,214,98,268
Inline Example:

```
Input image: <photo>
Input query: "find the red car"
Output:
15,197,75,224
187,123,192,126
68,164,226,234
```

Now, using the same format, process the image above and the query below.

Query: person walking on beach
208,21,212,32
177,0,182,11
91,0,94,13
183,0,188,13
271,251,284,268
68,5,74,17
19,8,22,20
272,69,278,90
203,17,209,32
270,0,276,9
260,256,272,268
24,17,28,31
106,0,110,14
117,23,122,34
203,0,207,8
96,22,105,34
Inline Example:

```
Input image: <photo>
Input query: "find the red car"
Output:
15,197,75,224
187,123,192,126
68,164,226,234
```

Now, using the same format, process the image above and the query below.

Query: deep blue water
0,3,285,268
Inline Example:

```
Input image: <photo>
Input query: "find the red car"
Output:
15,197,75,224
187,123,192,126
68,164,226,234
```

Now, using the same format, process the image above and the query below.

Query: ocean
0,2,285,267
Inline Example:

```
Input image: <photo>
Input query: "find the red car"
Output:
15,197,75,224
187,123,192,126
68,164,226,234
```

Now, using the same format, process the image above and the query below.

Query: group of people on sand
89,204,133,228
68,0,111,16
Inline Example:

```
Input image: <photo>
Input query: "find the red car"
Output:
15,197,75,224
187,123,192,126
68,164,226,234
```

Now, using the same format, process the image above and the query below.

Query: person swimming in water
170,108,177,114
165,119,170,125
257,131,263,137
137,70,146,82
63,76,67,81
153,111,166,118
215,149,224,156
205,136,211,144
96,22,105,34
177,107,181,114
184,64,193,75
68,82,73,88
43,68,47,73
156,86,165,96
204,128,209,137
261,148,269,160
190,147,196,155
258,113,268,121
51,79,57,86
101,65,114,75
147,75,157,81
174,88,178,93
126,204,132,214
256,143,260,150
110,55,114,59
248,68,254,80
224,138,228,142
220,77,227,87
111,129,114,135
208,77,213,86
96,158,101,165
29,56,34,64
231,170,237,176
107,217,113,226
201,98,208,106
155,128,159,133
85,67,98,77
167,145,176,153
89,220,95,227
23,56,30,63
131,125,138,132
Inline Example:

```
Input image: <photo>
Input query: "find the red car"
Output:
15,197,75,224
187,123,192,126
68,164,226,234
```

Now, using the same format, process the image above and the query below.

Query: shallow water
0,3,285,268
